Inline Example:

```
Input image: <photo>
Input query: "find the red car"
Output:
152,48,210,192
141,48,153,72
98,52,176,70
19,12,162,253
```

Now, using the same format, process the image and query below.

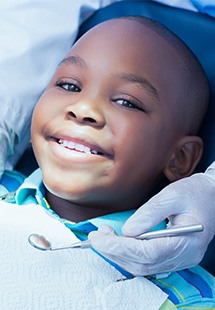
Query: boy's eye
114,98,144,112
56,81,81,92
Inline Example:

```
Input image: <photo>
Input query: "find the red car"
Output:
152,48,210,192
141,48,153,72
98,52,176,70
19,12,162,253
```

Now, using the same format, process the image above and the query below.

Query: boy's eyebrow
59,55,88,69
117,73,159,102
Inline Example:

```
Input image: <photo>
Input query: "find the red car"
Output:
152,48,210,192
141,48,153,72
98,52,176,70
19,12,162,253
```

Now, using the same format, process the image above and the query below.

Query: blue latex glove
89,163,215,276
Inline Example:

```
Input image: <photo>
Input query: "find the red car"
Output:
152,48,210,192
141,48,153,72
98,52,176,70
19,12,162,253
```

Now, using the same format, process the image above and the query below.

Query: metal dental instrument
28,234,91,251
135,223,203,240
28,224,203,251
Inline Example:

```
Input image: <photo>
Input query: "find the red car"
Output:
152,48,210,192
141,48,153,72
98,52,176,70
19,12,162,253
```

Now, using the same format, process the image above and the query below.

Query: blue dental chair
16,1,215,275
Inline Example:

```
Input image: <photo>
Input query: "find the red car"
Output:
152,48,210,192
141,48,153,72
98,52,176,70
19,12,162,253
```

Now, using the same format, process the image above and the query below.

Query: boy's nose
65,99,105,127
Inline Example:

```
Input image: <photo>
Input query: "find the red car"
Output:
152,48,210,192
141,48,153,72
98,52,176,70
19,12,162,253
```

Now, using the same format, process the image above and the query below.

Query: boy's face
31,20,185,212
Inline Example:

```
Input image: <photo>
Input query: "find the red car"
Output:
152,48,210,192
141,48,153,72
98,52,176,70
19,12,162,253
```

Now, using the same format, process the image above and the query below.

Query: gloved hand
89,165,215,276
0,127,15,179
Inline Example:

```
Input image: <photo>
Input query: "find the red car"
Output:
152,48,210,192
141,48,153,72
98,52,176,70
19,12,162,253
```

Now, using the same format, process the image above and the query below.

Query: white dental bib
0,202,167,309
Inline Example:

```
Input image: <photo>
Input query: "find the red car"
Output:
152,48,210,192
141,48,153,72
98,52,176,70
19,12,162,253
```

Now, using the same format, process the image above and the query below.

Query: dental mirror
28,233,91,251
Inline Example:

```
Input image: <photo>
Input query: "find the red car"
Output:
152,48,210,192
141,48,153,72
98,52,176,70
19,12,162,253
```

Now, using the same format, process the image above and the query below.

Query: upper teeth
58,139,99,155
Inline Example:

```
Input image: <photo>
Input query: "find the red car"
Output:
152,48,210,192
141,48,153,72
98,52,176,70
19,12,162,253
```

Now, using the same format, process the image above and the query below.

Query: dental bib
0,202,168,309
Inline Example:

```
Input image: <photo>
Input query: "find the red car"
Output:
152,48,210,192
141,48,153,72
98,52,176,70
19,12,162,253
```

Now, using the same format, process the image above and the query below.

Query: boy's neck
44,175,167,222
45,190,120,222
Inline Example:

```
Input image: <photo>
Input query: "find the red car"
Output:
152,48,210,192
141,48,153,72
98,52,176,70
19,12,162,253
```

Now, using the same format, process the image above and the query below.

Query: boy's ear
163,136,203,182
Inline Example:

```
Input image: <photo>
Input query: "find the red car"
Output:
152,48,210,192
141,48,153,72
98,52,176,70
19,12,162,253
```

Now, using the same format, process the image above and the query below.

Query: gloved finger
166,214,201,227
97,224,117,235
89,228,203,276
122,183,189,237
90,229,192,262
103,240,199,276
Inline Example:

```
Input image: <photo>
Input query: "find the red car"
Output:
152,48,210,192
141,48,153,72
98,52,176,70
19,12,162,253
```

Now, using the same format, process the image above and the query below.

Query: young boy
0,16,214,309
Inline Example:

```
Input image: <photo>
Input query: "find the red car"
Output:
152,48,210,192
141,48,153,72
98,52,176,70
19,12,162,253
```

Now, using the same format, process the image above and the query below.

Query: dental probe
28,223,203,251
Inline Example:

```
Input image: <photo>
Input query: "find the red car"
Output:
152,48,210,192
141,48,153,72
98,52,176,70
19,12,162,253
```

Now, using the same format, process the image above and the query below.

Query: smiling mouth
57,139,104,156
